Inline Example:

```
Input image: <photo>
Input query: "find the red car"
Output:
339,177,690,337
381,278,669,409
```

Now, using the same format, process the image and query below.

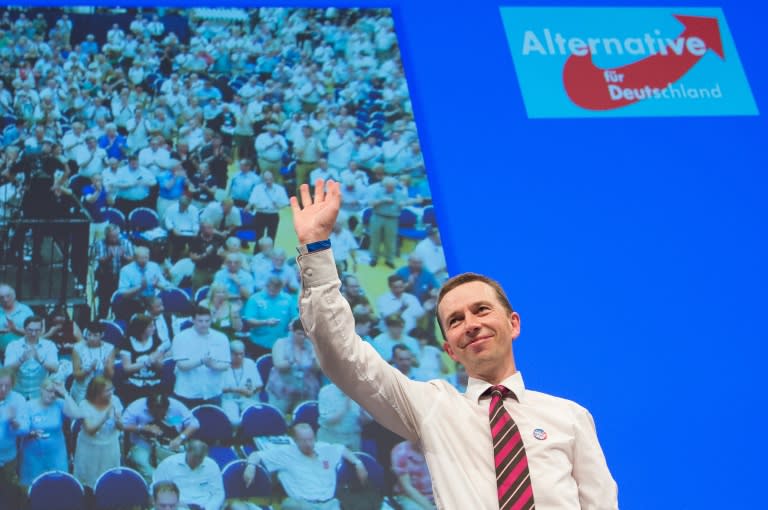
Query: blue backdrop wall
37,0,767,507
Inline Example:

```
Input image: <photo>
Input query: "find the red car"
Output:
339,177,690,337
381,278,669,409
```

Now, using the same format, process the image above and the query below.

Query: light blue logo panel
499,7,759,118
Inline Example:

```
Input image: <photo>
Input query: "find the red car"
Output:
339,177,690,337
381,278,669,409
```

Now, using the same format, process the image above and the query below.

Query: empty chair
422,205,436,227
159,287,194,316
68,174,92,197
99,319,125,346
28,470,85,510
397,208,428,242
292,400,319,431
255,354,272,402
159,358,176,395
336,451,387,492
128,207,160,235
102,207,127,229
239,403,286,454
222,459,272,500
109,291,144,323
93,467,149,510
235,210,257,243
207,445,239,470
191,404,233,445
194,285,210,303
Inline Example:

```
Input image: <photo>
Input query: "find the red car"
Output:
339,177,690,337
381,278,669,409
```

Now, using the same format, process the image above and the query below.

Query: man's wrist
297,239,331,255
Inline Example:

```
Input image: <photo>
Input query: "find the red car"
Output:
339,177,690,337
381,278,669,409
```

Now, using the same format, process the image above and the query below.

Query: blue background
36,0,767,507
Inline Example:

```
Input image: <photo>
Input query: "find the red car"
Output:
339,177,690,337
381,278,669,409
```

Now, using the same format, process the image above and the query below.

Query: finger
314,178,325,203
289,195,301,216
299,183,312,208
327,179,341,202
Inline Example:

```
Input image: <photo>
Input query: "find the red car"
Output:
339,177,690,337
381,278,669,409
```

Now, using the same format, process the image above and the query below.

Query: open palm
291,179,342,245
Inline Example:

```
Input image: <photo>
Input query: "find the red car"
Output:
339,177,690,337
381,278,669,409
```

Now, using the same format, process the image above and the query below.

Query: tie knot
487,385,511,399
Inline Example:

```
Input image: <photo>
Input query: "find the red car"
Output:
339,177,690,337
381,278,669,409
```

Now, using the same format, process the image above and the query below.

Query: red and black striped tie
487,385,535,510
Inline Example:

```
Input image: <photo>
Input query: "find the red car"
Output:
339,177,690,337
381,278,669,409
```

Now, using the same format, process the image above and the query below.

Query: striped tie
487,385,535,510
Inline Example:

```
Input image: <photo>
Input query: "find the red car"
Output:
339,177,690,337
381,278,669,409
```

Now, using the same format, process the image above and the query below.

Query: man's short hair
192,305,211,318
384,314,405,327
436,272,515,338
387,274,405,286
23,315,43,328
152,480,180,499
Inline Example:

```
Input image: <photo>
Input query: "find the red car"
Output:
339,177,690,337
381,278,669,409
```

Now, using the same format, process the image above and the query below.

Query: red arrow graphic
563,15,724,110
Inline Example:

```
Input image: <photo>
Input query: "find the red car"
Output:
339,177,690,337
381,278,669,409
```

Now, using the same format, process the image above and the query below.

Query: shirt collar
465,371,526,404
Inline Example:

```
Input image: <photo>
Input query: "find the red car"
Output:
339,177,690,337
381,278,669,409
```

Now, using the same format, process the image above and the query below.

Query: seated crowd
0,6,460,510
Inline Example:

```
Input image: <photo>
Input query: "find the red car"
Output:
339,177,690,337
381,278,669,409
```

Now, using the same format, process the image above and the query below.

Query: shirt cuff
296,246,339,287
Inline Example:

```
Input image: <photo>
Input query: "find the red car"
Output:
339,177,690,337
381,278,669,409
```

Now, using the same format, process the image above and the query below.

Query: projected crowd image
0,6,454,510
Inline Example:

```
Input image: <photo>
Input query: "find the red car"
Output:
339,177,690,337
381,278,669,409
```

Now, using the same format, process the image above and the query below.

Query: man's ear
443,341,459,362
509,311,521,341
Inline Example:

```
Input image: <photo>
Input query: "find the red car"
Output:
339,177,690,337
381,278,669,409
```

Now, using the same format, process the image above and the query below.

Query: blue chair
255,354,273,402
99,319,125,346
208,446,239,470
110,291,143,322
159,287,194,316
422,205,436,227
128,207,160,236
192,404,233,445
159,358,176,395
397,208,428,242
93,467,149,510
194,285,210,303
28,470,85,510
336,451,387,492
239,403,287,454
102,207,126,229
222,459,272,500
292,400,319,431
179,319,193,331
235,209,257,243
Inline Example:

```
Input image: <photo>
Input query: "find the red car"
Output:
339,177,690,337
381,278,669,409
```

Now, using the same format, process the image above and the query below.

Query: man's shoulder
523,387,590,415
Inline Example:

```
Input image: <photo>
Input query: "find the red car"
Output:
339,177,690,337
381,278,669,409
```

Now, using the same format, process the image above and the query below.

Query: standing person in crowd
164,194,200,262
119,313,168,404
368,176,408,268
201,283,244,340
266,319,322,415
243,423,368,510
74,376,123,489
92,224,135,318
412,226,447,284
0,284,33,355
4,316,59,399
153,439,225,510
317,382,369,451
293,123,322,188
221,340,262,426
70,322,115,403
187,221,226,289
0,367,29,510
376,274,425,335
254,123,287,179
19,378,79,486
43,304,83,363
113,154,157,215
171,306,230,409
289,180,618,509
227,158,261,209
118,245,171,301
246,170,290,243
122,393,199,483
242,275,295,359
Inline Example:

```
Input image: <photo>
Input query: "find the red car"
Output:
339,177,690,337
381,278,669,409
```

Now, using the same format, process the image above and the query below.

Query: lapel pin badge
533,428,548,440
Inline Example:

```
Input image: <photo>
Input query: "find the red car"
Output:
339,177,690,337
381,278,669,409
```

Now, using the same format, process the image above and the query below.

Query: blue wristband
297,239,331,255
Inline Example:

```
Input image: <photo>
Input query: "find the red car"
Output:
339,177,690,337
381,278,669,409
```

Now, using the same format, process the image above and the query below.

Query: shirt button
303,268,313,278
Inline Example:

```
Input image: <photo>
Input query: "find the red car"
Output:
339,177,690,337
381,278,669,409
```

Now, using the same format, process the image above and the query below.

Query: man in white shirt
244,423,367,510
171,306,230,409
288,180,618,510
75,135,107,178
3,316,59,399
153,440,224,510
246,170,289,243
221,340,263,426
254,123,287,179
138,136,173,176
164,195,200,262
376,274,425,335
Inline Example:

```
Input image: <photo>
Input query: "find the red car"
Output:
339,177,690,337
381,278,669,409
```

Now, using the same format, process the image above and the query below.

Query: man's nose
464,312,481,333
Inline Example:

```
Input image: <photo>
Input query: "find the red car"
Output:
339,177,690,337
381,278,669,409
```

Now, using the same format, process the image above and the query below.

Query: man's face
193,314,211,335
408,257,422,273
0,288,14,308
150,299,164,316
135,250,149,267
389,279,405,297
438,281,519,380
393,348,413,374
294,426,316,456
86,330,103,346
186,449,205,470
25,321,43,341
154,490,179,510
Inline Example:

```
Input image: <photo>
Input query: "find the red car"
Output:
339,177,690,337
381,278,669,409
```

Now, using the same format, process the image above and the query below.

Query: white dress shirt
297,248,618,510
171,327,230,399
153,454,224,510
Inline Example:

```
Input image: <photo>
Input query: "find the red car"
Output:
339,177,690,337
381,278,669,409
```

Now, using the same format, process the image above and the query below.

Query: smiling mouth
465,335,492,348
